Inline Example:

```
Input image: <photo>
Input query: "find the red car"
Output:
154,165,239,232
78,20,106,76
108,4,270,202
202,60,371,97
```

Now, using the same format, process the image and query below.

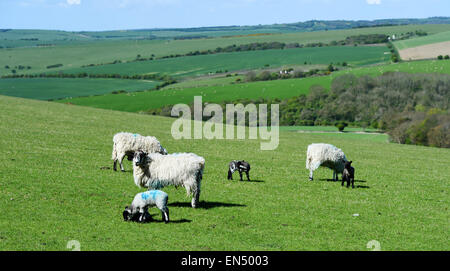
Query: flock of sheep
114,132,355,224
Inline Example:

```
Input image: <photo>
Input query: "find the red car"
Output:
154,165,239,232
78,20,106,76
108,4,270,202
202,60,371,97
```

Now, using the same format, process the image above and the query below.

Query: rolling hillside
0,95,448,250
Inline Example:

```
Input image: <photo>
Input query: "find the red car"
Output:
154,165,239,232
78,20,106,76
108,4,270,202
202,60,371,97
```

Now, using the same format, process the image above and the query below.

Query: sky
0,0,449,31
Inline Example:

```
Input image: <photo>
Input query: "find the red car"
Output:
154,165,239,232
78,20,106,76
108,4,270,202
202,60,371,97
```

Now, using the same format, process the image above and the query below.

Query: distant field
0,78,159,100
394,31,450,50
60,46,390,78
2,24,449,76
398,41,450,61
55,59,450,112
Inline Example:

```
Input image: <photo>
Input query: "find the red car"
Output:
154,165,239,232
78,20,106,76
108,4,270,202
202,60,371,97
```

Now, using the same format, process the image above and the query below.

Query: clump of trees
244,65,339,82
145,72,450,148
46,64,63,69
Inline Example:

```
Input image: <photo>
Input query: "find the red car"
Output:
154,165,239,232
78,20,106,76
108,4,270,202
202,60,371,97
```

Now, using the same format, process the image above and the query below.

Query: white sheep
123,190,169,223
306,143,348,181
112,132,168,172
133,151,205,208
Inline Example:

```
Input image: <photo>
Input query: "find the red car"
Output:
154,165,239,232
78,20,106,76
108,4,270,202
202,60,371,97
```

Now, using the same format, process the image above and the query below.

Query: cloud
67,0,81,5
366,0,381,4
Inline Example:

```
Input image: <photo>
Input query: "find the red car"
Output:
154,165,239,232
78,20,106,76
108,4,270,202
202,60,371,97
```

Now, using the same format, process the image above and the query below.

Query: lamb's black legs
239,171,243,181
227,169,233,180
245,171,250,181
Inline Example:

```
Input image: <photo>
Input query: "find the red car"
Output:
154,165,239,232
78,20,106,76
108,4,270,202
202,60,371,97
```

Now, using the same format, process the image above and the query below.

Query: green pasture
0,78,159,100
0,95,448,250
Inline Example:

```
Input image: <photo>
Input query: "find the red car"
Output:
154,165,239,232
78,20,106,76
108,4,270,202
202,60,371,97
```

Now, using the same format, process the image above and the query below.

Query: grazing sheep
112,132,168,172
227,160,251,181
133,151,205,208
306,143,348,181
342,161,355,188
123,190,169,223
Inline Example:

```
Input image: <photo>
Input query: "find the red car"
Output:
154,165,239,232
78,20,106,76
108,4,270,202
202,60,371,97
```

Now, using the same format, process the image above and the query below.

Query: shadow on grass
154,219,192,224
228,179,264,183
169,201,246,210
316,179,370,189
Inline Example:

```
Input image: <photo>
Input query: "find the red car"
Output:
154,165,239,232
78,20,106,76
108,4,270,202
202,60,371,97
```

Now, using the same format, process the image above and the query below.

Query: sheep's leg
351,178,355,189
113,159,117,171
228,169,233,180
308,161,321,181
161,207,169,223
341,177,345,186
118,153,126,172
138,208,146,223
191,188,200,208
246,171,250,181
239,171,243,181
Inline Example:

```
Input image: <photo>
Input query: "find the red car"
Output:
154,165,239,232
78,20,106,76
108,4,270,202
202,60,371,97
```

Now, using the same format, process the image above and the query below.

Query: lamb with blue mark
123,190,170,223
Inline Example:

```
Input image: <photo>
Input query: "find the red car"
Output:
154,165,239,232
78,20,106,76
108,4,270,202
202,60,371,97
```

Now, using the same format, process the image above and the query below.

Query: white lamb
123,190,169,223
112,132,168,172
306,143,348,181
133,151,205,208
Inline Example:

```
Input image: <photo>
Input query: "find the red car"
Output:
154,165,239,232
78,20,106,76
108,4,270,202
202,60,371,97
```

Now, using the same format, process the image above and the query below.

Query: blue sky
0,0,449,31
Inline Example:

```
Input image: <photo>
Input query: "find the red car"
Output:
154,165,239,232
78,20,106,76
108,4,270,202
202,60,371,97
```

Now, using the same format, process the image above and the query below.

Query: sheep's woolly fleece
131,190,169,213
306,143,347,173
112,132,167,160
133,152,205,197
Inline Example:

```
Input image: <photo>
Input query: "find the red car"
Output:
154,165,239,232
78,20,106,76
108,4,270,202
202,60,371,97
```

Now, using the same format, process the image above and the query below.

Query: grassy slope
0,78,160,100
59,45,390,78
0,95,448,250
56,59,450,112
394,30,450,50
2,24,448,76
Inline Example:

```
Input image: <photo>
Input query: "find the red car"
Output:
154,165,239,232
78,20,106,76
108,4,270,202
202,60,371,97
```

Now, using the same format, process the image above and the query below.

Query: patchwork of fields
56,59,450,112
59,45,390,78
2,24,449,76
0,96,448,250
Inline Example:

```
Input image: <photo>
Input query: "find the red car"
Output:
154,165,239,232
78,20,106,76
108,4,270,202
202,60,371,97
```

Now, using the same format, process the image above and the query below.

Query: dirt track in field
398,41,450,60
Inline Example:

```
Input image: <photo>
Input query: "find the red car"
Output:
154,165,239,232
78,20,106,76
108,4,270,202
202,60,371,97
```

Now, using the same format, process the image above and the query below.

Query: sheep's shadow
228,179,264,183
315,179,370,189
154,219,192,224
169,201,246,210
145,214,192,224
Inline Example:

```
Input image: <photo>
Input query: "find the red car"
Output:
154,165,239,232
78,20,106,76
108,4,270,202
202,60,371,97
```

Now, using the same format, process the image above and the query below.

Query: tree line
145,72,449,148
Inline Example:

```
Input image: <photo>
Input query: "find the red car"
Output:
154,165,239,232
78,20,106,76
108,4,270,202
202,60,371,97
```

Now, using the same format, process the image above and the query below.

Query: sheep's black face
344,161,353,169
133,151,148,167
123,208,133,221
123,207,140,222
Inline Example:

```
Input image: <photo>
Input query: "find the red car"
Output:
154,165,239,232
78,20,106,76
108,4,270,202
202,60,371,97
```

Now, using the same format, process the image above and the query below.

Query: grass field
0,95,448,250
2,24,449,76
0,78,159,100
60,45,390,78
394,30,450,50
56,59,450,112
